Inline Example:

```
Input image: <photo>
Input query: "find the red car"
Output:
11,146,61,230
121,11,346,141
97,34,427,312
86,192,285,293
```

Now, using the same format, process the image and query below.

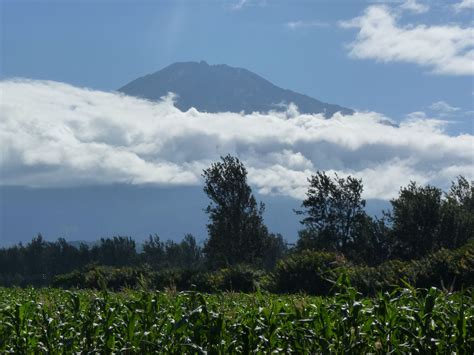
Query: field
0,287,472,353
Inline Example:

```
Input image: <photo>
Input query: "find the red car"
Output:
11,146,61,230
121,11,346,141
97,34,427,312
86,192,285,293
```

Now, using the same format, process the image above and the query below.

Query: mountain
118,61,353,117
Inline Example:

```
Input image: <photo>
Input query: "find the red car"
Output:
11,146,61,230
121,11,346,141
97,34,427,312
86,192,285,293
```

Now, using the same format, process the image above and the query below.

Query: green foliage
389,177,474,260
0,234,204,287
0,235,89,287
151,265,266,293
389,182,444,259
152,268,200,291
141,234,165,269
412,240,474,290
271,250,347,295
51,242,474,296
90,236,137,267
261,233,289,270
349,260,417,295
202,154,271,268
0,287,472,353
1,169,472,299
52,265,153,291
296,171,367,251
295,171,391,266
204,264,265,292
142,234,203,270
350,240,474,294
439,176,474,249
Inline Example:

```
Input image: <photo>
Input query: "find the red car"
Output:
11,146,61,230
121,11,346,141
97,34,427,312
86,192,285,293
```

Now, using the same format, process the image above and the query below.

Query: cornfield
0,287,472,353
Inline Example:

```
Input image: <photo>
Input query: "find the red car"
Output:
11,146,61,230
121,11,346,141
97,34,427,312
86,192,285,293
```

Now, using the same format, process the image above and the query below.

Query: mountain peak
118,62,353,117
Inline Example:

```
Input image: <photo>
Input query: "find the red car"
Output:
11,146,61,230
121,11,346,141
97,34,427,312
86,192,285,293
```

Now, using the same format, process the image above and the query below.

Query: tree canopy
296,171,370,253
202,155,270,268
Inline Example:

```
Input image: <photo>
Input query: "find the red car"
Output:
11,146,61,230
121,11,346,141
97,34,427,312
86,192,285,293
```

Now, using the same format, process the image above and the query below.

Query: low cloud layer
1,79,472,200
340,5,474,76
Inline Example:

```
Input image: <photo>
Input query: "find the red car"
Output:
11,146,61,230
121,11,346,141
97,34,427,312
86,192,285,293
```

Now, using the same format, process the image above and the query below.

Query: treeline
0,155,472,294
0,235,206,287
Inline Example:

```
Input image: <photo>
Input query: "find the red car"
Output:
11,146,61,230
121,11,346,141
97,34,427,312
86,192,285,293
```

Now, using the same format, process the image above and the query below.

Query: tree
178,234,203,269
438,176,473,249
142,234,165,269
261,233,289,270
296,171,369,254
91,236,137,267
24,234,48,285
447,176,473,210
388,182,443,259
202,155,270,268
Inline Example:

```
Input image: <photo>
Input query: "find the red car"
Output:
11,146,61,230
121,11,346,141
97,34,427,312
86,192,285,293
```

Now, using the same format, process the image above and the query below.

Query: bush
53,265,152,290
152,268,202,291
350,240,474,294
270,250,347,295
349,260,416,294
204,264,265,292
412,240,474,290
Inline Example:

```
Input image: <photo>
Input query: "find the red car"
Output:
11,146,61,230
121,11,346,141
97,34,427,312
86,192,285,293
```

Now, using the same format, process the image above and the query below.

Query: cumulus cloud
0,79,472,200
340,5,474,76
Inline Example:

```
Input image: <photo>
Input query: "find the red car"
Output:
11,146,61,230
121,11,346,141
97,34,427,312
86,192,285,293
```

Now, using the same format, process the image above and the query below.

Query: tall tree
178,234,203,269
142,234,165,269
388,182,442,259
438,176,473,250
202,155,269,268
91,236,137,267
296,171,369,253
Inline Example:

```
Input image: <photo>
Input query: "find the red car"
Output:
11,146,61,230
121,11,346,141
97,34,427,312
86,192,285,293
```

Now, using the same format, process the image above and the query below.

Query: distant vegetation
0,155,472,294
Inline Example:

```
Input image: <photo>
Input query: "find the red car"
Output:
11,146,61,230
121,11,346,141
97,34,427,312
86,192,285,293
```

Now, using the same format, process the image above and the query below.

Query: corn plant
0,287,472,353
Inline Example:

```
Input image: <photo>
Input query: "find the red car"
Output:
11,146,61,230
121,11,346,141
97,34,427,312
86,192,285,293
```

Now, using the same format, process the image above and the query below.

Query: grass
0,286,473,353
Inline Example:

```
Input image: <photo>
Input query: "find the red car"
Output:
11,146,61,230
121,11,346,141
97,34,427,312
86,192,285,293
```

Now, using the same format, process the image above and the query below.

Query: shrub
271,250,347,295
350,240,474,294
206,264,265,292
349,260,415,294
152,268,202,291
412,240,474,290
53,265,152,290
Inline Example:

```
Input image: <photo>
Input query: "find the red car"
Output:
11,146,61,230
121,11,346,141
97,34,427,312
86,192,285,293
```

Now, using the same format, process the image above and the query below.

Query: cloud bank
340,5,474,76
1,79,472,200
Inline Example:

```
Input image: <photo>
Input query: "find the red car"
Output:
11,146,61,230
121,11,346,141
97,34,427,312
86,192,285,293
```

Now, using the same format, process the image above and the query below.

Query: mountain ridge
118,61,353,117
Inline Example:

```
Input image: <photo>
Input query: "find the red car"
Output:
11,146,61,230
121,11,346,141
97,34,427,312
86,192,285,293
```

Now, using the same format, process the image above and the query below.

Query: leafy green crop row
1,287,473,353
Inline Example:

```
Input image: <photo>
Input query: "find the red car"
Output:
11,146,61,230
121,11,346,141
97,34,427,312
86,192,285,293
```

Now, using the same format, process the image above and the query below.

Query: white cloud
429,101,461,115
231,0,248,10
0,79,472,200
230,0,266,10
286,20,329,30
340,5,474,76
400,0,429,13
453,0,474,12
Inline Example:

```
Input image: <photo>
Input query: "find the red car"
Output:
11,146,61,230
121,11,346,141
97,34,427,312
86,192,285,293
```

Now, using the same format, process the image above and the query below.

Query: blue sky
1,0,473,133
0,0,473,244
